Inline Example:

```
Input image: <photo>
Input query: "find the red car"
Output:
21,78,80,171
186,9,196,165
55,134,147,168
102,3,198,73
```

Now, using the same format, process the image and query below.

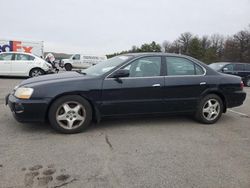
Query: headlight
14,87,34,99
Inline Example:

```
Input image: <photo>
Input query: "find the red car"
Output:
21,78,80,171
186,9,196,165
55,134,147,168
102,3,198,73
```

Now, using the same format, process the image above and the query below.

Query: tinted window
0,53,13,61
223,64,234,71
73,54,80,60
15,54,35,61
166,57,204,75
123,57,161,77
234,64,244,71
245,64,250,71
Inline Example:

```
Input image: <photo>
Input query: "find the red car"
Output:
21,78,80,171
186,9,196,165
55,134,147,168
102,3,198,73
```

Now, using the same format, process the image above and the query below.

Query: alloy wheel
56,101,86,130
31,70,42,77
202,99,220,121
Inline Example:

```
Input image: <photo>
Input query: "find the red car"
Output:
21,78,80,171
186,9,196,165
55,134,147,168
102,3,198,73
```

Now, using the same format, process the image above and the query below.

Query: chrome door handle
152,84,161,87
200,82,206,85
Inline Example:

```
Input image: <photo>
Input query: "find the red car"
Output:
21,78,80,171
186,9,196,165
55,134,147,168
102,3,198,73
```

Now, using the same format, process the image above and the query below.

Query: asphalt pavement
0,77,249,188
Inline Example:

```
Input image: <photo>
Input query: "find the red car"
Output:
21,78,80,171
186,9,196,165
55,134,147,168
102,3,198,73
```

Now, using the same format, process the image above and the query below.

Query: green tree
188,37,203,60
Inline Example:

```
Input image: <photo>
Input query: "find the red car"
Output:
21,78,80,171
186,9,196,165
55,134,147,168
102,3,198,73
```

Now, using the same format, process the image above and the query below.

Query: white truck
61,54,107,71
0,39,44,57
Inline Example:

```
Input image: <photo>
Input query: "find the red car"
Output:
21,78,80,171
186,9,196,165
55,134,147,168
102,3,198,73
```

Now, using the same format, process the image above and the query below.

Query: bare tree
178,32,193,54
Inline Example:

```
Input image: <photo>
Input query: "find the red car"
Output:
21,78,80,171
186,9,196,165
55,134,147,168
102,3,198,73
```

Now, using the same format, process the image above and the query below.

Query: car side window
234,64,244,71
224,64,234,71
0,53,13,61
73,54,80,60
245,64,250,71
122,57,161,77
166,56,204,76
15,54,35,61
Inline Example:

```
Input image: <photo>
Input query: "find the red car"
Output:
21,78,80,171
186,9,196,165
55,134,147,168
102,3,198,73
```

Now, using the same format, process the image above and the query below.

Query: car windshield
82,55,131,76
209,63,228,71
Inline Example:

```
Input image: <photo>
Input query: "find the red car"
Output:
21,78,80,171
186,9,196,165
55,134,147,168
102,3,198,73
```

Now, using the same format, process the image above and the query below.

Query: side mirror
222,67,228,72
111,69,130,78
72,57,76,60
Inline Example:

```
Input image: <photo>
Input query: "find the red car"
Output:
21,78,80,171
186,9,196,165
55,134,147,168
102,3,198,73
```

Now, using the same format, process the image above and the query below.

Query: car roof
124,52,186,57
0,51,35,56
212,62,249,64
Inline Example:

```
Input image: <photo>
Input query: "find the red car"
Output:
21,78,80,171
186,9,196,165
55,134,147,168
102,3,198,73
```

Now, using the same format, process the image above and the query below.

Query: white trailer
0,39,44,57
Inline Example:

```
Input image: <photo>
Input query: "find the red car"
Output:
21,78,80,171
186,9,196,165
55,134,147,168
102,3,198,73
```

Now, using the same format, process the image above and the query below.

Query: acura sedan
6,53,246,133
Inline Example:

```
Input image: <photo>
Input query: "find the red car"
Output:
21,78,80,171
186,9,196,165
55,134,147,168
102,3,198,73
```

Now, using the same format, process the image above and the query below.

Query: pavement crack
105,134,113,150
52,178,77,188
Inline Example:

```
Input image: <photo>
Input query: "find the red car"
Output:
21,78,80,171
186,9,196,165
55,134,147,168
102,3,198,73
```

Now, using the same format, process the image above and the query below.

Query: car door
0,53,13,75
233,63,245,78
100,56,165,116
163,56,208,112
11,53,35,76
71,54,81,68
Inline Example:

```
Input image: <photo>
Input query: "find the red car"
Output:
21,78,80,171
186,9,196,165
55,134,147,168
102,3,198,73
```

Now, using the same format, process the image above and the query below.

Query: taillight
240,81,244,90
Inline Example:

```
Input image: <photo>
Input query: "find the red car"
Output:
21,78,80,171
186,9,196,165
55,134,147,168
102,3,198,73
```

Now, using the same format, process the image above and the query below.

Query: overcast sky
1,0,250,54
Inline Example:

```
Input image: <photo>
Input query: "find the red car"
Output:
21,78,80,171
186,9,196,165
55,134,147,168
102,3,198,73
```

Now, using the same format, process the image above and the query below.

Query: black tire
64,63,72,71
29,68,45,77
48,95,92,134
195,94,223,124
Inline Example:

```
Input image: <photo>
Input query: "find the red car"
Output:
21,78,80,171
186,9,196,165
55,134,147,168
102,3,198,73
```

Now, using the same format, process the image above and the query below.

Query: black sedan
6,53,246,133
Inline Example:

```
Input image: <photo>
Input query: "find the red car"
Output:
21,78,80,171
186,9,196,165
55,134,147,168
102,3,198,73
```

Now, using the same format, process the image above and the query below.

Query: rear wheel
64,63,72,71
48,95,92,133
195,94,223,124
29,68,45,77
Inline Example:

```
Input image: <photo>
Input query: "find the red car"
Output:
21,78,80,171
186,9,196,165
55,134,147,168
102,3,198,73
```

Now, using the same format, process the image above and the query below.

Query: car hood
19,72,87,87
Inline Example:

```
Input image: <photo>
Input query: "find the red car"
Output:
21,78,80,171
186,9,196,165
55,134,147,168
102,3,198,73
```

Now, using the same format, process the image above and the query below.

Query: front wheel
29,68,45,77
64,63,72,71
48,95,92,133
195,94,223,124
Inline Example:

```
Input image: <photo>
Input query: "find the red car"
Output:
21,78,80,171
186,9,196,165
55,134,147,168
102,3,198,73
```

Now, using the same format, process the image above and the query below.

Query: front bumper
6,94,51,122
226,90,246,108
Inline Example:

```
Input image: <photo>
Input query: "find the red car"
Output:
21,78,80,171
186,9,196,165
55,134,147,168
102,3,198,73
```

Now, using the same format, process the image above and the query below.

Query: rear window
245,64,250,71
166,56,204,76
234,64,244,71
15,54,35,61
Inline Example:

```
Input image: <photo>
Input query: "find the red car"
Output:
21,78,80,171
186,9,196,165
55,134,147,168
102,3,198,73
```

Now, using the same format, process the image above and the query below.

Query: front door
100,56,165,116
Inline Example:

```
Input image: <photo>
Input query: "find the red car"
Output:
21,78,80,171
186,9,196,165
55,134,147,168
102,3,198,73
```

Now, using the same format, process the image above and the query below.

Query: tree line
107,25,250,64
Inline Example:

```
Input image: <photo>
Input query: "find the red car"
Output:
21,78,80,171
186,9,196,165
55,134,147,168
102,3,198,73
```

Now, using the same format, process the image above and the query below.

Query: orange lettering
13,41,21,51
23,46,33,53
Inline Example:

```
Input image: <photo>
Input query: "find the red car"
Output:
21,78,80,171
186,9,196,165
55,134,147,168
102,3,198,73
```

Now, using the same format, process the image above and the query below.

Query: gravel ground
0,77,249,188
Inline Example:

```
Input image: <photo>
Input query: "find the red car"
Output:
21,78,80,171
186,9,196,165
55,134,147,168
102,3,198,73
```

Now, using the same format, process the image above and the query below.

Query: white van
61,54,107,71
0,52,53,77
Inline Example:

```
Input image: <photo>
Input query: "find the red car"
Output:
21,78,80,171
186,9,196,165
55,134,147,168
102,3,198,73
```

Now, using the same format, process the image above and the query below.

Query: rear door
11,53,35,76
163,56,208,112
0,53,13,75
233,63,246,78
101,56,165,115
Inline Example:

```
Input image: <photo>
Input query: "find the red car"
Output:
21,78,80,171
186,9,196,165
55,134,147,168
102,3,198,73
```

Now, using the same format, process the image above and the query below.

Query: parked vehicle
6,53,246,133
61,54,107,71
0,52,53,77
0,39,44,57
209,62,250,86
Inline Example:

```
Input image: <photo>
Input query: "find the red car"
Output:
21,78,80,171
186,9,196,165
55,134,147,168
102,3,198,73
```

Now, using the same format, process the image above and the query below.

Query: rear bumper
226,90,246,108
6,94,51,122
